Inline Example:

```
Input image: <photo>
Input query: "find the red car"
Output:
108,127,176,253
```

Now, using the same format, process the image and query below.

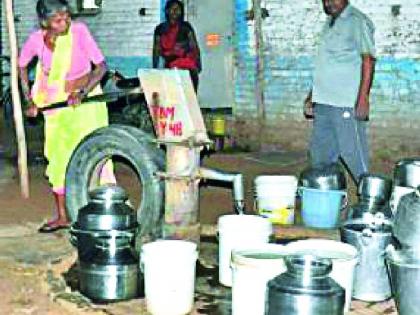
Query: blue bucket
300,187,347,229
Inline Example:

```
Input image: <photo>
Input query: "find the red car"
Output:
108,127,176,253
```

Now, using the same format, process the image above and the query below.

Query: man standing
304,0,375,183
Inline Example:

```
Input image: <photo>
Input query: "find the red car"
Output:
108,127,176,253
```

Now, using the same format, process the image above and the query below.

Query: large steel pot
357,174,392,204
79,263,138,301
77,185,137,231
340,216,393,301
77,230,139,301
299,163,347,191
78,248,139,301
267,255,345,315
394,158,420,188
386,246,420,315
393,187,420,250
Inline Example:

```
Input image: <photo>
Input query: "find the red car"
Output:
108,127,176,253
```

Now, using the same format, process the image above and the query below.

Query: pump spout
199,167,245,214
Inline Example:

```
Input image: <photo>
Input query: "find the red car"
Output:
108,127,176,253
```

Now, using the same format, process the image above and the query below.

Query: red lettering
167,107,175,120
159,121,167,136
177,122,183,136
159,106,176,119
169,121,183,136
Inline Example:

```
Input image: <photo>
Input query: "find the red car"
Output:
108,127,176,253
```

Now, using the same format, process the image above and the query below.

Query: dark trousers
310,104,369,182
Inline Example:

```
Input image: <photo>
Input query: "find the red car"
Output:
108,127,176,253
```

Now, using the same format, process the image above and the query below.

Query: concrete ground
0,145,404,314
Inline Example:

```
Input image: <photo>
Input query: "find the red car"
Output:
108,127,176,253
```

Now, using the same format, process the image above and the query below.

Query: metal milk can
393,187,420,253
386,246,420,315
340,214,393,301
266,255,345,315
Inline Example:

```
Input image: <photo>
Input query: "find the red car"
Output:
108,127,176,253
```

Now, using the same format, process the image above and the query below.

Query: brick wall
1,0,162,77
257,0,420,116
233,0,258,116
233,0,420,153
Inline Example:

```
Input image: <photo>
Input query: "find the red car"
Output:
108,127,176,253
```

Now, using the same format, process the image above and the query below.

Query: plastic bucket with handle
254,176,298,224
300,187,347,228
218,214,272,286
141,240,198,315
231,244,288,315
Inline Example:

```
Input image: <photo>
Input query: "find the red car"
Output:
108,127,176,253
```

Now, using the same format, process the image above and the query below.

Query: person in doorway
304,0,375,183
19,0,113,232
152,0,201,92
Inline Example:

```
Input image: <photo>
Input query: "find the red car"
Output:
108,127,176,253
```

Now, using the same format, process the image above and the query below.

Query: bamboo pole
4,0,30,198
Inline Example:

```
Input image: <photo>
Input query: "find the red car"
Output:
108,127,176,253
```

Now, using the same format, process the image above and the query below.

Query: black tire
65,126,164,238
107,124,165,168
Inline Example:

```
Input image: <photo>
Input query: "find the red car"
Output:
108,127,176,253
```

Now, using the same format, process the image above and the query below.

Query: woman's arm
68,61,107,105
19,66,38,117
19,66,31,103
81,61,107,96
18,32,40,116
18,32,39,105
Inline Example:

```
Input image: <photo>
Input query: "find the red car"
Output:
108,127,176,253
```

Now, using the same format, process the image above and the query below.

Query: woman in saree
19,0,112,232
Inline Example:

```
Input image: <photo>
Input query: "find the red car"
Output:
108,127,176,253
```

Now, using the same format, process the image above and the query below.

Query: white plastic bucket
285,239,358,312
141,240,198,315
254,176,298,224
231,244,288,315
218,215,272,286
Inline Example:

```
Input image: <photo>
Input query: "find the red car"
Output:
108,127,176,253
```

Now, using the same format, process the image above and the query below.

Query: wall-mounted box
74,0,102,15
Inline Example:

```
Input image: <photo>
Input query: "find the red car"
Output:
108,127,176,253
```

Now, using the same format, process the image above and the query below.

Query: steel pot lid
299,163,346,191
89,185,129,203
357,174,392,201
77,185,137,230
394,158,420,188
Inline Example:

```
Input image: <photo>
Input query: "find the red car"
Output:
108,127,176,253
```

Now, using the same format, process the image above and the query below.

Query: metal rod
39,92,143,112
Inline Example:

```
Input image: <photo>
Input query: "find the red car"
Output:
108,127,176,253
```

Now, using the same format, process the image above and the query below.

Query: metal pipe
199,167,245,214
